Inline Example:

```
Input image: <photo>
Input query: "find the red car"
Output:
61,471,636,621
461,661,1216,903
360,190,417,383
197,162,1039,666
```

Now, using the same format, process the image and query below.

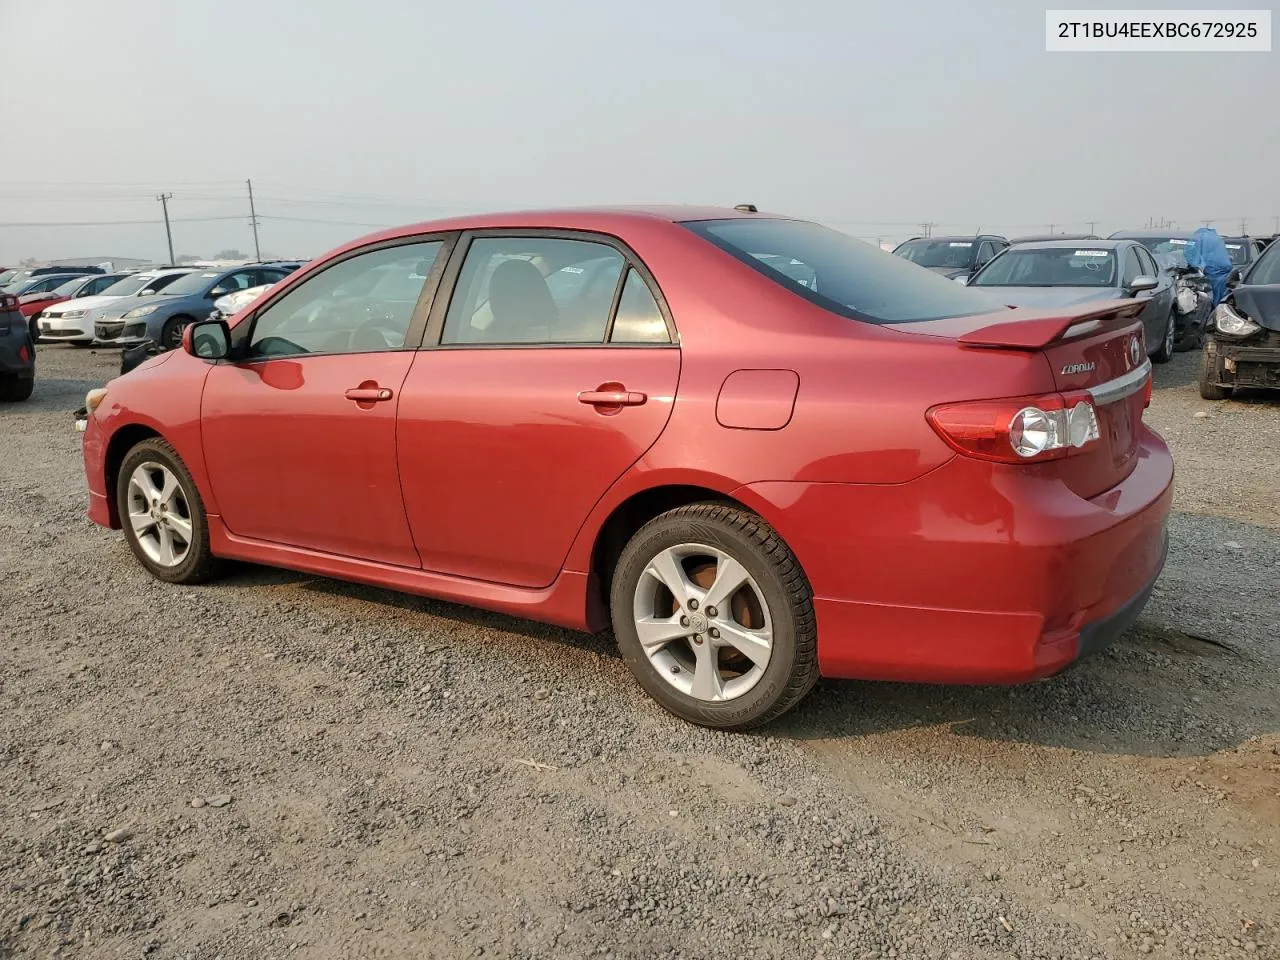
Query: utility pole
156,193,175,266
918,222,933,238
1239,217,1248,236
1087,221,1097,234
246,178,262,260
1047,224,1056,236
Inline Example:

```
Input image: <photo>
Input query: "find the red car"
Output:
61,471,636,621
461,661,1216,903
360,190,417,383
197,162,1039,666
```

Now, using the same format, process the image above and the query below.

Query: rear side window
442,237,626,344
610,268,670,343
685,219,1001,324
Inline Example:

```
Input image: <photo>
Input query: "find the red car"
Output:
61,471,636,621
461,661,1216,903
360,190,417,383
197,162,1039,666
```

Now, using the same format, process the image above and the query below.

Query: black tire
116,438,225,584
71,340,94,348
1150,306,1176,364
160,315,194,351
0,375,34,402
1198,348,1230,401
28,316,40,343
610,502,819,730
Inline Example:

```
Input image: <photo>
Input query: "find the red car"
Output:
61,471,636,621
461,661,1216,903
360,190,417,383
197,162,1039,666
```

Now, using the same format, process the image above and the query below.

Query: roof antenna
734,203,758,213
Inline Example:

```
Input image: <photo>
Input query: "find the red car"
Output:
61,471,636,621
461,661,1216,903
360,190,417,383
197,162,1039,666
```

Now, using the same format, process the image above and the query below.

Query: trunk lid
903,300,1151,499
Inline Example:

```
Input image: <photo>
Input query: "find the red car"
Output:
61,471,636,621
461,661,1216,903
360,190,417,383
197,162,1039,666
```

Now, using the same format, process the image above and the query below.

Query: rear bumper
738,427,1174,685
0,333,35,376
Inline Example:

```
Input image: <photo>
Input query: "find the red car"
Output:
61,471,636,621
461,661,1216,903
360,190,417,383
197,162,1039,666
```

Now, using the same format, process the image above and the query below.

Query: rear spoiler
958,300,1146,350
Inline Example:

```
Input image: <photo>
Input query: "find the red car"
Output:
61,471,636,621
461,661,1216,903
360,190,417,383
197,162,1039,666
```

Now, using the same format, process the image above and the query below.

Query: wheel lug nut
679,615,689,627
709,628,720,639
706,605,718,618
688,599,699,611
692,634,703,645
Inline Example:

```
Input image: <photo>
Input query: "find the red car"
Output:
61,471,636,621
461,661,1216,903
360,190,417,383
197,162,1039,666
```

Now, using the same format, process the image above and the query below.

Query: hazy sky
2,0,1276,264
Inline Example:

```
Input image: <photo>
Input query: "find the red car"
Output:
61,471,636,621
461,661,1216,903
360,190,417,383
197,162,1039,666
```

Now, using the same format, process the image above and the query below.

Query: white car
38,267,199,345
210,283,273,319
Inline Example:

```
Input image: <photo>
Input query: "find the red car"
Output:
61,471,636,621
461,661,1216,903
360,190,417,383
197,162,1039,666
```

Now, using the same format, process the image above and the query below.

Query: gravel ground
1,345,1277,960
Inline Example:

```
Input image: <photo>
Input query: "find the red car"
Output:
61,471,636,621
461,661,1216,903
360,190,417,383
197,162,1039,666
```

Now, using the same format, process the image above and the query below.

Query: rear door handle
578,389,647,407
345,386,394,402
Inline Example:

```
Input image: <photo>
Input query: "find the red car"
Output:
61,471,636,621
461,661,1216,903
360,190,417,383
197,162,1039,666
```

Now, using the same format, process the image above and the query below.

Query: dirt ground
1,345,1277,960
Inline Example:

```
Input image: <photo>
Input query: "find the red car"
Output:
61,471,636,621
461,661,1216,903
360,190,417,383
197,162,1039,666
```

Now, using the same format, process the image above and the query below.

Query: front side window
970,247,1117,288
442,237,625,344
248,241,442,358
687,218,1001,324
1136,247,1159,277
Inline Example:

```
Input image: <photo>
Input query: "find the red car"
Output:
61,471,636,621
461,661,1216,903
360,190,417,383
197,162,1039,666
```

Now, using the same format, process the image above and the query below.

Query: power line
0,215,251,228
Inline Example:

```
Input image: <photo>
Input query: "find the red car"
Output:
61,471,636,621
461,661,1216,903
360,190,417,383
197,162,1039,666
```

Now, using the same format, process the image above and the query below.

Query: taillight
1141,376,1152,408
926,391,1101,464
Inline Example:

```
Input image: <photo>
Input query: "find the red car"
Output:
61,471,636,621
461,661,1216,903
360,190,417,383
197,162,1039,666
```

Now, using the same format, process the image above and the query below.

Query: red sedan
78,207,1172,728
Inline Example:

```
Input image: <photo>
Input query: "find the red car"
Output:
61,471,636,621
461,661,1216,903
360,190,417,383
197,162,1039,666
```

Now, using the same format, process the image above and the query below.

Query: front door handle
578,389,647,407
345,386,394,402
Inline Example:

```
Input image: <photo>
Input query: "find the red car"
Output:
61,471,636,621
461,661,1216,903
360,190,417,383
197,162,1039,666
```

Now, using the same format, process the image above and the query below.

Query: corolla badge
1061,362,1096,375
1128,336,1141,367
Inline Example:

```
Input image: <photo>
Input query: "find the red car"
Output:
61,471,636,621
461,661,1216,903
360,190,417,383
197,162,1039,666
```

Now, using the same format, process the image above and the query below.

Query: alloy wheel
632,543,774,703
126,461,193,567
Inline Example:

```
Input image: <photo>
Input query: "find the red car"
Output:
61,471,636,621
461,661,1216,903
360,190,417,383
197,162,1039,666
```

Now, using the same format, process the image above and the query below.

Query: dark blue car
94,261,302,349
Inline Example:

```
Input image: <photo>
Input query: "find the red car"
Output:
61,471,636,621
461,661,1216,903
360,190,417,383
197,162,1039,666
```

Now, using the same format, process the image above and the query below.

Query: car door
396,231,681,589
1119,245,1159,343
200,237,451,566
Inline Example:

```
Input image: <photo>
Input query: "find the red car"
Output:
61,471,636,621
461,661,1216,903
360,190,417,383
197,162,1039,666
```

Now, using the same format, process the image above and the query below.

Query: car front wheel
610,502,819,730
116,438,224,584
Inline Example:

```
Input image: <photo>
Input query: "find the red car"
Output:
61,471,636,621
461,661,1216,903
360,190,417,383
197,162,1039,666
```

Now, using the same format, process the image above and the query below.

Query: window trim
229,232,460,362
422,228,678,350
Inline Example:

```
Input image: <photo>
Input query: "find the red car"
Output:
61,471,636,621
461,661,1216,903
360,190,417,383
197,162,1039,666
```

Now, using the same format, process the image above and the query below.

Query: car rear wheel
116,438,224,584
0,375,34,402
1150,306,1176,364
610,502,819,730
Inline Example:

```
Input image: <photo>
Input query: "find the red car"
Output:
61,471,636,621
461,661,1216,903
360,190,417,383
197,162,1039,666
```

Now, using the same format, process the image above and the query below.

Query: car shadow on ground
214,564,622,660
214,563,1275,759
1151,348,1201,390
766,621,1274,759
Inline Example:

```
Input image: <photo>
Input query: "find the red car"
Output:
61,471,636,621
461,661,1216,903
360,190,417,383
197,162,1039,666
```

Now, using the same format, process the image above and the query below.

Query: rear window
683,218,1001,324
892,238,976,269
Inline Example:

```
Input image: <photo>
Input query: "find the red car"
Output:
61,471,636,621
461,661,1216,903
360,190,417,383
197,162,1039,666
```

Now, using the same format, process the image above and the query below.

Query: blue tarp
1185,227,1234,305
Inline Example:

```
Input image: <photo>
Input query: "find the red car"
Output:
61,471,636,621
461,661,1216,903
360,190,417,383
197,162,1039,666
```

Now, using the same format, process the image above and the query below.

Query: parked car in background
2,264,105,291
80,206,1171,729
1200,234,1280,399
966,239,1178,362
1109,229,1216,350
1010,233,1101,244
38,268,200,346
209,283,273,321
0,292,35,402
94,262,302,349
891,234,1009,282
1223,237,1266,273
0,268,16,286
7,271,97,299
22,273,131,340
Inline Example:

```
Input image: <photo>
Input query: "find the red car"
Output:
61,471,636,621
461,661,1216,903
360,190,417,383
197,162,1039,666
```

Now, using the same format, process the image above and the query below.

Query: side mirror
183,319,230,360
953,274,970,285
1128,275,1158,294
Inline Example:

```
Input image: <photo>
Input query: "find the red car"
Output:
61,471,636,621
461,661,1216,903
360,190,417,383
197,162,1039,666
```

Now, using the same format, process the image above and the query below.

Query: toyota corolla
77,206,1173,729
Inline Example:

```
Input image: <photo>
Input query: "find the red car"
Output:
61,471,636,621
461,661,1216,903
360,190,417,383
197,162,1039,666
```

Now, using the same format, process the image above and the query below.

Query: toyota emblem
1128,336,1141,367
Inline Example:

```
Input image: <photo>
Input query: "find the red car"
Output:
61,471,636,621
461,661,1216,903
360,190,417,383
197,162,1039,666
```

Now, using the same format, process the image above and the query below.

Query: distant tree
214,248,247,260
20,256,39,267
176,253,203,263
